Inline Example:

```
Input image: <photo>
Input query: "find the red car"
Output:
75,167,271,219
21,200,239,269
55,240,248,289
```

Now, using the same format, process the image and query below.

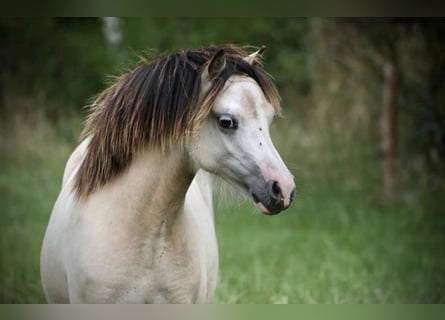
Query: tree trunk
381,62,398,200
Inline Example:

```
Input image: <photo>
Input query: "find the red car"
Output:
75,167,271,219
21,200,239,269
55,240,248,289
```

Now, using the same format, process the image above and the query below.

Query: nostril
268,180,283,204
289,188,296,203
271,181,281,197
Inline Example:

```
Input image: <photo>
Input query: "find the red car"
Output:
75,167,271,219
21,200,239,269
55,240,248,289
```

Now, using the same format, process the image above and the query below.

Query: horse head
188,48,295,215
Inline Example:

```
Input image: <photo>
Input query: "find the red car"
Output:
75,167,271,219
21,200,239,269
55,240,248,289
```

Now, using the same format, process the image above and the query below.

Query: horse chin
254,202,283,215
251,194,282,215
253,201,272,215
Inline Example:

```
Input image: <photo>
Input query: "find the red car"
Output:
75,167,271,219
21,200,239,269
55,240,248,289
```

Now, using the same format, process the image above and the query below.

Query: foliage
0,18,115,115
3,18,442,176
306,18,445,193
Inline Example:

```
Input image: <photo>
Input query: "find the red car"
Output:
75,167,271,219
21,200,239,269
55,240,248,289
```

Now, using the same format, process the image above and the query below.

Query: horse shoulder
41,138,91,302
62,137,91,187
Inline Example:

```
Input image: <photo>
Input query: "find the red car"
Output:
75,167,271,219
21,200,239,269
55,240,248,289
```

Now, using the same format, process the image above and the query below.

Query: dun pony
41,45,295,303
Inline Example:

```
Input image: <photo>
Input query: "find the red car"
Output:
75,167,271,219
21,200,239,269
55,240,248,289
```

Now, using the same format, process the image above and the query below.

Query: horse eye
218,114,238,130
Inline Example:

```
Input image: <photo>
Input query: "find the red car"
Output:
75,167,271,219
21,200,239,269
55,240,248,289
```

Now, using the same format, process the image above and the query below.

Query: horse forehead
218,77,270,115
224,77,263,101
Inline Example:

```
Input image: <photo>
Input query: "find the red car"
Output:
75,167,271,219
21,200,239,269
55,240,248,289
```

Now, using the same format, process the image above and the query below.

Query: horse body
41,139,217,303
41,45,295,303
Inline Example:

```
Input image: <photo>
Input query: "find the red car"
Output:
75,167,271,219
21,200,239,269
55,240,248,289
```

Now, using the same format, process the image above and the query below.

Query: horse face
189,75,295,215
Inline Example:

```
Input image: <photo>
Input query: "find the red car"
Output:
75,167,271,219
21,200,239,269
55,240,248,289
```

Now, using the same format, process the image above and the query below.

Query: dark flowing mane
74,45,281,199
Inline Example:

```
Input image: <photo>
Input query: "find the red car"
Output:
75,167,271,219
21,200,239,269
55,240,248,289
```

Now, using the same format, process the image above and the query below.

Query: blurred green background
0,18,444,303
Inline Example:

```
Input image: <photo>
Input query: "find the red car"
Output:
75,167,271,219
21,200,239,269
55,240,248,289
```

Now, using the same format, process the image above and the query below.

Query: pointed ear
243,45,266,66
204,49,226,81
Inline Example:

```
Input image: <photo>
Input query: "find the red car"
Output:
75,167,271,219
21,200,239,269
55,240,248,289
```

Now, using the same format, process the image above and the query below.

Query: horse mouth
251,192,283,215
223,173,286,215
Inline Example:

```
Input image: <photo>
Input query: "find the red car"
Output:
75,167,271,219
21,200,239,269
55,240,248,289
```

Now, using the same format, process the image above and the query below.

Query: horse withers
40,45,295,303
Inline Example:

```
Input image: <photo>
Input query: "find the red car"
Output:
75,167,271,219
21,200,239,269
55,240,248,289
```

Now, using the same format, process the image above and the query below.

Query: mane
74,45,281,199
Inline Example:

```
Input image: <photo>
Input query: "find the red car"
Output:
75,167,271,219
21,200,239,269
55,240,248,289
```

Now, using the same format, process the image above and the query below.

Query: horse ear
204,49,226,81
243,45,266,66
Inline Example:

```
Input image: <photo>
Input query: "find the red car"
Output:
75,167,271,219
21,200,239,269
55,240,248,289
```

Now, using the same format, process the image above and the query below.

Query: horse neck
96,147,196,230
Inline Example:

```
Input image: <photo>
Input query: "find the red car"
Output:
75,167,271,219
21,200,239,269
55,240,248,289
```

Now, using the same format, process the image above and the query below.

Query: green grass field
1,111,444,303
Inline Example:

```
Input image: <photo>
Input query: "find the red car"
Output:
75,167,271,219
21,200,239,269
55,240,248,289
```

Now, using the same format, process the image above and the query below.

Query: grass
0,162,56,303
0,110,444,303
214,196,445,303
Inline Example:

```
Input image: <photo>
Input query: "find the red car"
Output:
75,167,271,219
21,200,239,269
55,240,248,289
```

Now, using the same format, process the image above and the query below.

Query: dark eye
218,114,238,130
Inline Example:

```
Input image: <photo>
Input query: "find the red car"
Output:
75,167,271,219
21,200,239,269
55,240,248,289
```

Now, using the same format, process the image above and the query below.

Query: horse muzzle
251,180,296,215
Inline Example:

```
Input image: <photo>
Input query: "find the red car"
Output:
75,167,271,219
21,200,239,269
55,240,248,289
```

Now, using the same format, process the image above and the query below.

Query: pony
40,45,295,303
